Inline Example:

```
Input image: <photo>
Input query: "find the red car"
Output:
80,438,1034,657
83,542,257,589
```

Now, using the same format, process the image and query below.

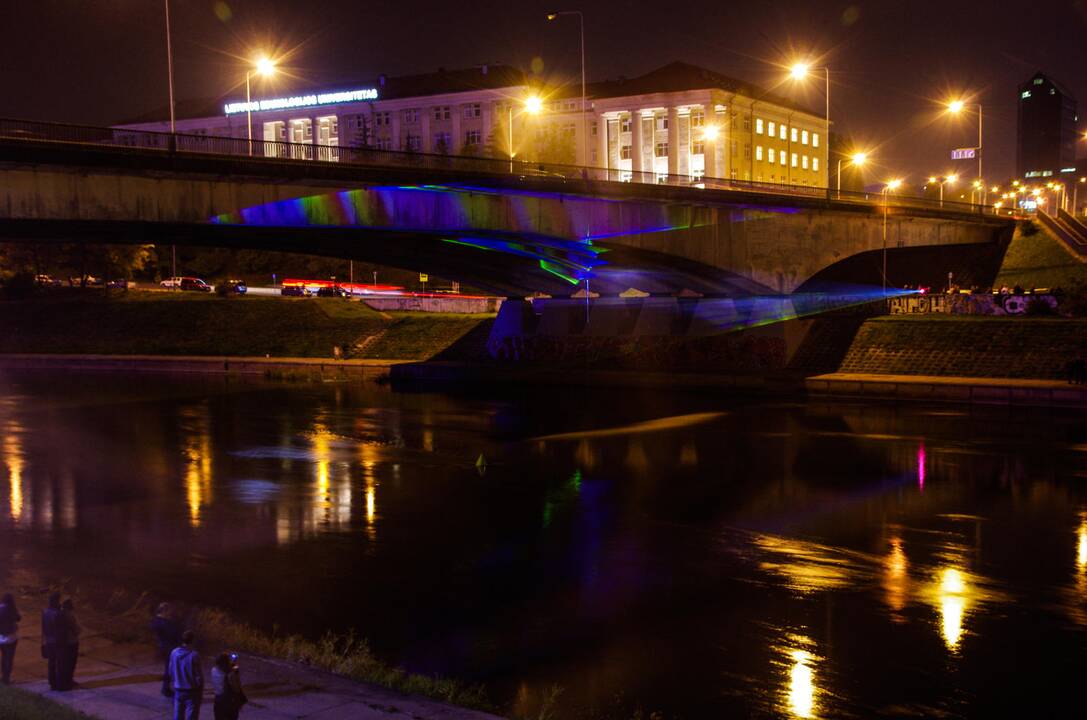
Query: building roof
1019,71,1076,101
118,61,821,125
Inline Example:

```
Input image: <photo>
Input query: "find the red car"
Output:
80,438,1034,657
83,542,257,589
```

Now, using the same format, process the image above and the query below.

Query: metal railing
0,117,992,215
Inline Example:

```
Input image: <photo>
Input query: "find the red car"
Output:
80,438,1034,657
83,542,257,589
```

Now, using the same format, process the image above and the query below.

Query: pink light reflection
917,443,926,492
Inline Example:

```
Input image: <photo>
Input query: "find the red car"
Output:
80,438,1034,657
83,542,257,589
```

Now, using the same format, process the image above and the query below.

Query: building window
620,117,632,133
779,124,786,140
768,121,775,137
406,134,421,152
801,155,809,169
743,116,751,132
433,106,451,121
464,129,481,146
755,145,763,161
403,108,419,123
590,120,598,136
374,112,390,127
730,168,738,179
433,132,451,153
690,108,704,127
812,133,819,148
730,140,737,156
791,127,798,142
656,116,668,131
743,143,751,159
691,140,704,155
620,145,631,159
779,149,786,165
813,157,819,171
801,130,809,145
791,152,798,167
463,103,481,118
756,117,764,134
655,142,668,157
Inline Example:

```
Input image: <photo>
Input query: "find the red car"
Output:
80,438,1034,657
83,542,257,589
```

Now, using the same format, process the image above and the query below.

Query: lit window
779,149,786,165
620,117,632,133
1021,90,1031,99
791,152,798,167
691,140,704,155
756,145,763,161
813,157,819,171
768,121,776,136
791,127,798,142
801,130,809,145
812,133,819,148
655,142,668,157
802,155,809,169
690,109,704,127
779,124,786,140
620,145,631,160
756,118,764,134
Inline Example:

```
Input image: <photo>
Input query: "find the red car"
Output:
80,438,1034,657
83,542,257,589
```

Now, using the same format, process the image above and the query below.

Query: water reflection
883,535,909,617
3,421,24,522
181,407,213,528
772,635,820,719
937,567,968,650
753,534,860,593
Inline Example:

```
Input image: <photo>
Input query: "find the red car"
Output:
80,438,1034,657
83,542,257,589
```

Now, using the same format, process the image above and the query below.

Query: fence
0,116,991,215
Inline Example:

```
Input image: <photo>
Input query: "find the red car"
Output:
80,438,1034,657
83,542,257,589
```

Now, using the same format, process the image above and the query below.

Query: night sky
2,0,1085,185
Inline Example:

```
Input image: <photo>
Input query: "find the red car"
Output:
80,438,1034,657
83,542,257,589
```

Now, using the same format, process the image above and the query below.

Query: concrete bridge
0,121,1015,296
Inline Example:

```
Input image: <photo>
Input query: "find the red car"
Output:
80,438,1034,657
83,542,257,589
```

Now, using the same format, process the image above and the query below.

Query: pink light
917,443,926,492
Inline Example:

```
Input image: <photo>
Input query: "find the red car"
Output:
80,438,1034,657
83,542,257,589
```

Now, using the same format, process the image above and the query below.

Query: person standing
169,630,204,720
40,593,61,690
152,602,183,697
0,593,21,684
55,598,80,691
211,652,247,720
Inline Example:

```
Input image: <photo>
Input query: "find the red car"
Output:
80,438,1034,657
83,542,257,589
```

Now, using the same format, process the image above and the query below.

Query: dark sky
2,0,1085,184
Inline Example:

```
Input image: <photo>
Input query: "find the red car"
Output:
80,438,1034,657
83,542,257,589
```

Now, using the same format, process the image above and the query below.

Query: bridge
0,118,1014,297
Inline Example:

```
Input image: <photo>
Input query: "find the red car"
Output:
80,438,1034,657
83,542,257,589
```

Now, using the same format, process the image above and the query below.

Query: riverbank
0,290,491,360
1,570,502,720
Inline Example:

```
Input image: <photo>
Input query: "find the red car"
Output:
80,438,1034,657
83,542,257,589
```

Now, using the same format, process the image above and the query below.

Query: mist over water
1,371,1085,717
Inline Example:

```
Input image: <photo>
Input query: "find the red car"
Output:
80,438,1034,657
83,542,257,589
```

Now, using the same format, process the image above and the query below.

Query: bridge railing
0,116,991,215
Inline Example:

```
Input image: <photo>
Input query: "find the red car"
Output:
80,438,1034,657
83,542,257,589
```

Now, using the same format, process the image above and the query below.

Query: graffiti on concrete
889,293,1059,316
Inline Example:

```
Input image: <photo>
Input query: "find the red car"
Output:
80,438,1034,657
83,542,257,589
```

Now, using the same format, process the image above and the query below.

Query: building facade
115,62,828,187
1016,71,1078,180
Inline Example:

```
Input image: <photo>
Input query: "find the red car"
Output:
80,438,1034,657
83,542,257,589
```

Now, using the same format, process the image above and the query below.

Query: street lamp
946,98,983,191
788,62,831,199
836,151,867,196
929,174,957,207
246,56,276,155
546,10,588,168
881,178,903,293
507,94,543,172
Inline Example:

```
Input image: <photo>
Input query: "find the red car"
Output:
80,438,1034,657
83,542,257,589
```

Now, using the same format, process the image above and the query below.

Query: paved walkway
807,372,1087,406
6,600,501,720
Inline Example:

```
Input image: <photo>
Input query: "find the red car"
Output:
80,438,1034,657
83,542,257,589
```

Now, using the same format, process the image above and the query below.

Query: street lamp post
881,179,902,294
546,10,587,168
507,95,543,173
246,57,276,156
929,174,958,208
947,99,983,198
164,0,176,135
789,63,830,199
836,151,867,196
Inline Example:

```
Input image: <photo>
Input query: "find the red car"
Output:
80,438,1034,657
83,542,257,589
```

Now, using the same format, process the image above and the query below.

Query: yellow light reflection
883,537,909,615
1077,514,1087,570
366,485,376,524
311,422,333,523
182,412,213,528
939,567,967,650
788,649,816,719
4,428,24,522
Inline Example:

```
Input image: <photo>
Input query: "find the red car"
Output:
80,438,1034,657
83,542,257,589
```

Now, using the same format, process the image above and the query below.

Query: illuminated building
1017,72,1078,180
114,62,828,186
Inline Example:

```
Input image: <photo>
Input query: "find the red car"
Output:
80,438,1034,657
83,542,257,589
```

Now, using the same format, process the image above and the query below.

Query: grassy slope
0,685,99,720
0,290,490,360
994,224,1087,290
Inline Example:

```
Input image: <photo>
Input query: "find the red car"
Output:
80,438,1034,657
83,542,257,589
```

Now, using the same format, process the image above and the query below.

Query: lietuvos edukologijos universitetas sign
224,88,379,115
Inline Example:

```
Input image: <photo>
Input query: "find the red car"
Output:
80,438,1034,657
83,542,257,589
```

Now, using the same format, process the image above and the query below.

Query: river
1,371,1085,718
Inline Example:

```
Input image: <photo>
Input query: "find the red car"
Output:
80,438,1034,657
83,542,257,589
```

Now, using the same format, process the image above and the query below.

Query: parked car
281,285,310,297
316,285,347,298
220,279,247,294
106,278,129,289
160,276,184,288
179,277,211,292
34,274,63,287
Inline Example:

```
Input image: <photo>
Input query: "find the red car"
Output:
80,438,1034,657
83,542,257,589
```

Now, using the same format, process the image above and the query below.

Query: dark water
1,371,1086,718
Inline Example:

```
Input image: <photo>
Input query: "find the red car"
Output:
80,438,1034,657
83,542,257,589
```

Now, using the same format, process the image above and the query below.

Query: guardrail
0,116,995,215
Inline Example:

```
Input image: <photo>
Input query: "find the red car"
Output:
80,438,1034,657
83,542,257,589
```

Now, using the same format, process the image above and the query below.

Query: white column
597,113,609,170
391,113,401,151
451,108,462,155
704,109,718,179
631,110,644,176
420,109,431,153
667,107,680,177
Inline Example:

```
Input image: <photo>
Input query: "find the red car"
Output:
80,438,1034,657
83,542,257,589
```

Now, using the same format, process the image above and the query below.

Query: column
420,108,431,153
704,109,718,180
597,113,609,171
631,110,644,177
481,103,494,155
451,109,462,155
666,106,680,177
390,113,401,151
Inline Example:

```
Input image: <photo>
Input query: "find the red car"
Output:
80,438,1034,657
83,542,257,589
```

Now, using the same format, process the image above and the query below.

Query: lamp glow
525,95,544,115
851,152,867,166
886,179,902,191
255,56,276,77
790,62,811,79
948,99,965,113
702,124,719,141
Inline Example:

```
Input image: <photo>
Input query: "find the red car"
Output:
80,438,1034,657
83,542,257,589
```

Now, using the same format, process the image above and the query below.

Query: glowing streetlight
835,151,868,195
246,55,276,154
788,60,831,198
525,94,544,115
945,97,983,192
507,94,546,172
702,124,720,141
881,178,903,292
